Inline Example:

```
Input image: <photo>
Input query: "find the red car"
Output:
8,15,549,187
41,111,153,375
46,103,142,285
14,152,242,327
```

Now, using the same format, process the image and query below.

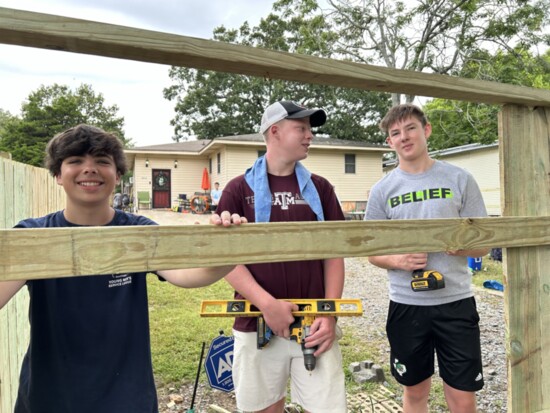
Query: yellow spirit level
200,298,363,318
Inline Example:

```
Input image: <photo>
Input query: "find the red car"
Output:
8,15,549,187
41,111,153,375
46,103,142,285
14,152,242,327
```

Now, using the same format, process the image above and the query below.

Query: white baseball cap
260,100,327,134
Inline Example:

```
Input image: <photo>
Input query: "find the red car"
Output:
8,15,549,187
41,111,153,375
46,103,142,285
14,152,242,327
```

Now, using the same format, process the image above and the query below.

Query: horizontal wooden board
1,216,549,281
1,7,550,106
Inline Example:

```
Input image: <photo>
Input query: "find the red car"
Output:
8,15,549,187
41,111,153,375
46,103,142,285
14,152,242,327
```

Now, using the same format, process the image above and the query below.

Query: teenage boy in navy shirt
0,124,245,413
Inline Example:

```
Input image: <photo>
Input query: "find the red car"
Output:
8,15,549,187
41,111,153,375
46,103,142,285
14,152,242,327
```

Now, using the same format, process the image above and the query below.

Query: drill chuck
303,350,316,371
302,324,317,371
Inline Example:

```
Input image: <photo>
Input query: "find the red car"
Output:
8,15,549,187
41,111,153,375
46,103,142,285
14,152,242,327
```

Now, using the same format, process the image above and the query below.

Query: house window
345,154,356,174
209,158,212,174
258,150,266,157
217,153,221,174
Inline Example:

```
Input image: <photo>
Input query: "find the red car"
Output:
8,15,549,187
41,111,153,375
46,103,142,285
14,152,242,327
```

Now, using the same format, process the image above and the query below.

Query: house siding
208,150,224,189
134,154,208,207
129,139,389,213
434,148,501,216
302,149,384,206
225,147,263,181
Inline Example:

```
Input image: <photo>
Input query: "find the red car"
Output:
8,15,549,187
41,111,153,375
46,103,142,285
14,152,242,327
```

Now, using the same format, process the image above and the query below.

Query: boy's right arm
0,281,26,309
225,265,297,338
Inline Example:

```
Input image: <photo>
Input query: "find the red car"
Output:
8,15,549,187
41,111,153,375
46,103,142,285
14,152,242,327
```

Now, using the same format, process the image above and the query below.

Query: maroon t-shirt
217,171,345,332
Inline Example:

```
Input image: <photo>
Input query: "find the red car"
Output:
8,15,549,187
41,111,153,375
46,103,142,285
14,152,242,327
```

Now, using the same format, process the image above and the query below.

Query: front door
152,169,171,208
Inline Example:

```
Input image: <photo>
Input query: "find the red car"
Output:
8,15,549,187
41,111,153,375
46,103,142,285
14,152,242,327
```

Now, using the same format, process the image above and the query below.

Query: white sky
0,1,275,146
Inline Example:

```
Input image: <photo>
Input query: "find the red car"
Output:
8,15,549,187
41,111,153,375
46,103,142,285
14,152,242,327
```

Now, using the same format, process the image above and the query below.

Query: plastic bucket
467,257,482,271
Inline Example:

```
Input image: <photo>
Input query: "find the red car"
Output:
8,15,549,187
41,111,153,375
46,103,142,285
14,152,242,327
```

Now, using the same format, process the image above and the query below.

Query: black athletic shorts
386,297,484,392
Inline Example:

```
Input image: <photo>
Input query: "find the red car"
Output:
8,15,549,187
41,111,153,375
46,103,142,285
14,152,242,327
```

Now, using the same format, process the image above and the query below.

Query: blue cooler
467,257,482,271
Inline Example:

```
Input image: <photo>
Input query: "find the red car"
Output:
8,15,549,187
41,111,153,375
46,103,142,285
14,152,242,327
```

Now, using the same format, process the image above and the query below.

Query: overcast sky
0,1,275,146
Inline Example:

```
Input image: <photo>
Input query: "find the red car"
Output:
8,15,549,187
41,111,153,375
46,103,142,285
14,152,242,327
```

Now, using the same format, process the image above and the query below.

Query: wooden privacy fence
0,7,549,412
0,157,66,413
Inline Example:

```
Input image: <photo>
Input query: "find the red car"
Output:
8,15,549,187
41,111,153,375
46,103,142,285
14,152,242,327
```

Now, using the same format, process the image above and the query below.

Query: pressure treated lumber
1,216,549,281
1,7,550,107
499,105,550,412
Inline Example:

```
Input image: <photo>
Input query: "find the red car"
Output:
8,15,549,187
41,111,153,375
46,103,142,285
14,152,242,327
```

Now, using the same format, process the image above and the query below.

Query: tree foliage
424,48,550,150
164,0,391,143
0,109,14,143
0,84,127,167
323,0,550,104
165,0,549,146
314,0,549,148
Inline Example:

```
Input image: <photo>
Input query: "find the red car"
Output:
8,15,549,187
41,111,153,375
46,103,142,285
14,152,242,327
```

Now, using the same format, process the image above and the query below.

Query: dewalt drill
411,269,445,292
289,305,318,372
257,304,318,371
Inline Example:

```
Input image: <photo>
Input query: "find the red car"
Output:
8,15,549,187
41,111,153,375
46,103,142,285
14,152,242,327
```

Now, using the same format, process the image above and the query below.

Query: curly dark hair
44,124,127,177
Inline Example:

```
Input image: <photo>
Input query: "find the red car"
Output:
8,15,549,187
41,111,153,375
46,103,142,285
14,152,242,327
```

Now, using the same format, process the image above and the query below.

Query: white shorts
232,328,347,413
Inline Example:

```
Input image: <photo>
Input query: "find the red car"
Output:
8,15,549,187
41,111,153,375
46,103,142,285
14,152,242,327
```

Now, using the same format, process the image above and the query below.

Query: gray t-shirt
365,160,488,306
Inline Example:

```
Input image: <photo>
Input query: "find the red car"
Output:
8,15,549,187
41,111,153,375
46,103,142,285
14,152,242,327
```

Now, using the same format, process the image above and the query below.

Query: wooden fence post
499,105,550,412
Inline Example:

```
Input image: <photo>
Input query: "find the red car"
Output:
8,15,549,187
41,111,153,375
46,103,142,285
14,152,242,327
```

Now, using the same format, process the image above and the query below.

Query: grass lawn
471,255,504,289
148,276,234,385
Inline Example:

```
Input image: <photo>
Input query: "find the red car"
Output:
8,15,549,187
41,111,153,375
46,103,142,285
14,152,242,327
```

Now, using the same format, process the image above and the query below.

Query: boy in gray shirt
366,104,489,413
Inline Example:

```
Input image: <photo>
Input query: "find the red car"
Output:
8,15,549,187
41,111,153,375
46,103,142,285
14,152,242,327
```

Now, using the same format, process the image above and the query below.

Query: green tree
423,99,499,149
321,0,550,104
424,48,550,150
0,109,13,141
0,84,128,167
164,0,391,143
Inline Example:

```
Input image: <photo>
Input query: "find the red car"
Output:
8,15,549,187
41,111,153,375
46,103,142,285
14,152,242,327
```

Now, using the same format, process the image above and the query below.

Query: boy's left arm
323,257,345,299
306,257,345,356
159,266,237,288
158,211,247,288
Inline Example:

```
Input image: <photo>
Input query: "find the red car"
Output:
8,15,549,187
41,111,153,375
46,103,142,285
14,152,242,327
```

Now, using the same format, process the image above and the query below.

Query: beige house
125,134,390,214
384,143,501,216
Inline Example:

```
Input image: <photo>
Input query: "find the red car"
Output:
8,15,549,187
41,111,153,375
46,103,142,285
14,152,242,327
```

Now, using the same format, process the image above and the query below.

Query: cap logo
260,100,327,134
288,101,305,114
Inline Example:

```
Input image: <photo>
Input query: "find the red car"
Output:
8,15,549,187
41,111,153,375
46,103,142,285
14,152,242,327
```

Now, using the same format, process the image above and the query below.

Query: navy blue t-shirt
14,210,159,413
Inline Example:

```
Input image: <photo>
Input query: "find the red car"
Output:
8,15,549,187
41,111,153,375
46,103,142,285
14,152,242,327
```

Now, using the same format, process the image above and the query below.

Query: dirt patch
157,382,237,412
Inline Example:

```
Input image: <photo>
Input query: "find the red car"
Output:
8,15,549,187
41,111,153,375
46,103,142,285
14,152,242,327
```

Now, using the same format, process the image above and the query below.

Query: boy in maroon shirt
217,101,346,413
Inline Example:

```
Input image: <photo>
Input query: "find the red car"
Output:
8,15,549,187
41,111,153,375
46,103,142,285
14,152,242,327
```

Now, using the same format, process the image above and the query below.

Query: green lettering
389,197,400,207
429,188,441,199
412,191,425,202
442,188,453,198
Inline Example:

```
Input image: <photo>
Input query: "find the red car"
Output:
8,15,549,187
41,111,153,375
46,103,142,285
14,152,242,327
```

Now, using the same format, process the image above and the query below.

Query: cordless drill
257,304,318,371
289,306,318,372
411,269,445,292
